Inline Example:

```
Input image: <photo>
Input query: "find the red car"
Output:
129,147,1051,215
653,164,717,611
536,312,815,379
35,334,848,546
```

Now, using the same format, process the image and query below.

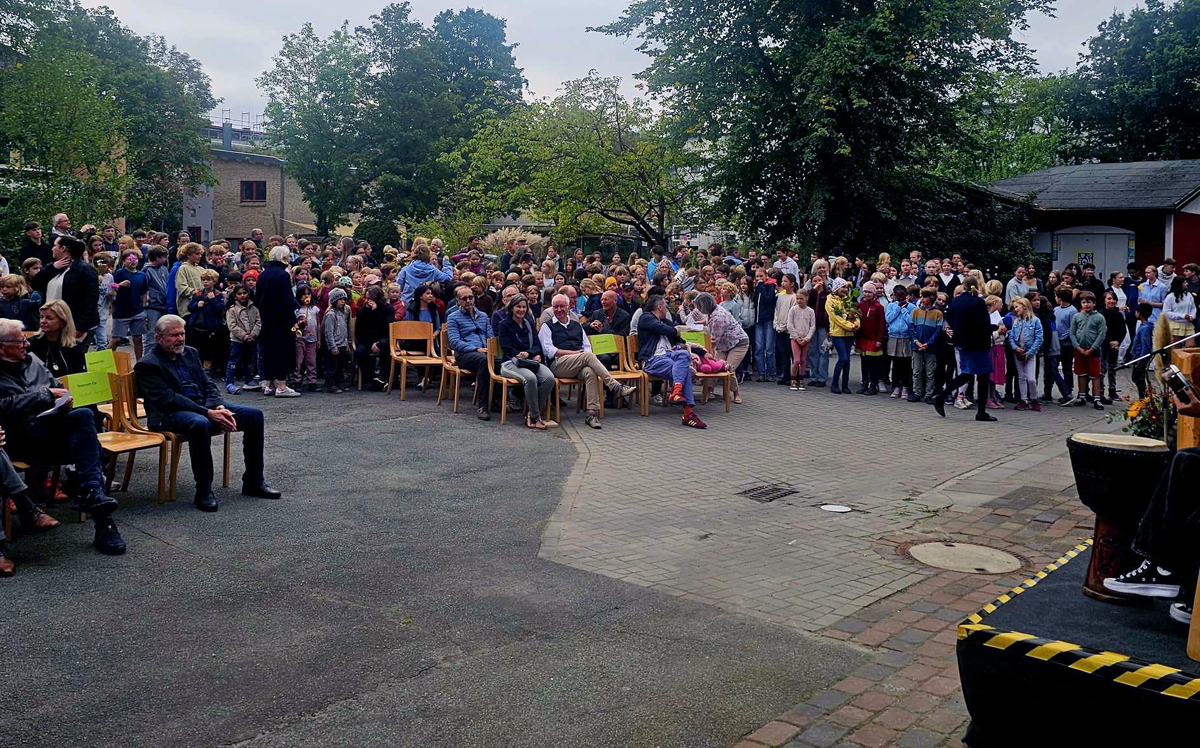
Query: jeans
1102,345,1120,393
95,310,110,349
911,349,936,399
500,360,555,421
754,321,775,376
15,408,107,498
1132,448,1200,592
155,403,265,498
831,336,853,389
1058,342,1075,384
325,348,349,388
145,308,165,337
1013,355,1037,400
1042,353,1070,398
739,325,755,379
226,339,258,384
809,327,830,383
643,350,695,405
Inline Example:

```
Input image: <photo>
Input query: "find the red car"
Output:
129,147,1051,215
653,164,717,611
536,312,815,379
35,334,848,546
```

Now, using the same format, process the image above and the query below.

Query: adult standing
932,277,997,422
255,247,302,398
1139,265,1168,324
29,235,98,347
695,292,749,403
1004,264,1031,305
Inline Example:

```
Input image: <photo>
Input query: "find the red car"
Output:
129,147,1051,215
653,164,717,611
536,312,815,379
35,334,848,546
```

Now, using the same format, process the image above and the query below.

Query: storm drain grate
738,484,798,504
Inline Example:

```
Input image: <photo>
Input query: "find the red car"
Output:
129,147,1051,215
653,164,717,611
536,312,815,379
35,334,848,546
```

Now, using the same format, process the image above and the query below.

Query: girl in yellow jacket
826,278,860,393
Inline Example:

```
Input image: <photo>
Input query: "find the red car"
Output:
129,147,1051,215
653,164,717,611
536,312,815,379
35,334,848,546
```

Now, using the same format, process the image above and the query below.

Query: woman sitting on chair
29,300,86,378
496,295,557,431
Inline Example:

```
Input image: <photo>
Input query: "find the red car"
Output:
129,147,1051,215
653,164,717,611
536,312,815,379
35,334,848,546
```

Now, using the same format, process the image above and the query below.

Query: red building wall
1173,213,1200,267
1031,210,1166,268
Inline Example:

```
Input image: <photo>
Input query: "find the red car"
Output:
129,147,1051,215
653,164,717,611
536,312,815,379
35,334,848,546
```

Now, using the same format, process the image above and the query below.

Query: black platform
957,541,1200,747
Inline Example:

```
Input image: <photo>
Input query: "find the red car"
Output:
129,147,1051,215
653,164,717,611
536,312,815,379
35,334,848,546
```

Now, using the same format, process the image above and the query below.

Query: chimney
222,121,233,150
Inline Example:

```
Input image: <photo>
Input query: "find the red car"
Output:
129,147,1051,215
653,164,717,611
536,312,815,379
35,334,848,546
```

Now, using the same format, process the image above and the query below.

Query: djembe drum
1067,433,1170,602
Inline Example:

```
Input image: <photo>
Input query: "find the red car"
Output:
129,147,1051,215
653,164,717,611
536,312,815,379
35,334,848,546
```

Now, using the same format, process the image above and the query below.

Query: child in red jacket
856,281,887,394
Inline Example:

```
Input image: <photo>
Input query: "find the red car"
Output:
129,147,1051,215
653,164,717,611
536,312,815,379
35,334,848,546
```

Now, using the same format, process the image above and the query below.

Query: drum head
1070,433,1168,452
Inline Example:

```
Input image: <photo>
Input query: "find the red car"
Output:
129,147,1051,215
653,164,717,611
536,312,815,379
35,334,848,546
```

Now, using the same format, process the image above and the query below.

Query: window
240,180,267,202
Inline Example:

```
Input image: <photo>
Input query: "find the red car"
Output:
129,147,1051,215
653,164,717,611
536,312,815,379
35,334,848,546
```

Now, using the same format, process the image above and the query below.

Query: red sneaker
1014,400,1029,411
668,385,687,404
682,412,707,429
1030,399,1042,412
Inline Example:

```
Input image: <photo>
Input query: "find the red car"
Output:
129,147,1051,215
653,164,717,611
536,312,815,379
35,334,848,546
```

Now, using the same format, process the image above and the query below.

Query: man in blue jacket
446,285,495,420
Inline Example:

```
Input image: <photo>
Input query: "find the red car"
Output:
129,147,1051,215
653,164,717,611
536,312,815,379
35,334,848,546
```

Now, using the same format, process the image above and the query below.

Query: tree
595,0,1052,254
258,22,370,236
1056,0,1200,163
447,72,700,247
431,8,526,128
0,44,127,243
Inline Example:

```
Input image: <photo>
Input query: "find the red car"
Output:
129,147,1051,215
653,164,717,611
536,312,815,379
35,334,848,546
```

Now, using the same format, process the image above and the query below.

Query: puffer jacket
226,301,261,342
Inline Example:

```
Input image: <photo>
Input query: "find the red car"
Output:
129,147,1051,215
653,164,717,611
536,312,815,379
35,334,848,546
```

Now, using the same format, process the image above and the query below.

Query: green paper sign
85,349,117,377
65,371,112,407
681,330,706,345
590,334,619,355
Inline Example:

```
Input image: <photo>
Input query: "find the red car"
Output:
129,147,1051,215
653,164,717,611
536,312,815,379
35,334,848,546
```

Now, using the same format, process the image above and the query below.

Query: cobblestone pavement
542,375,1127,748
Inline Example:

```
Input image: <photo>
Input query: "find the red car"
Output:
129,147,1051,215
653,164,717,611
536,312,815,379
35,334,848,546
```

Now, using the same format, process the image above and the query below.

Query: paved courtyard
3,368,1123,748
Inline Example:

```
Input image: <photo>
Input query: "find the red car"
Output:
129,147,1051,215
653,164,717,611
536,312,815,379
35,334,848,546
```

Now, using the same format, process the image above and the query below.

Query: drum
1067,433,1170,603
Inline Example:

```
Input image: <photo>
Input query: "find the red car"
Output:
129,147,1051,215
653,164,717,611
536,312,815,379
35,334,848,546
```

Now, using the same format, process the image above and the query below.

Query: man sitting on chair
135,315,281,512
538,294,637,430
637,295,708,430
0,319,124,556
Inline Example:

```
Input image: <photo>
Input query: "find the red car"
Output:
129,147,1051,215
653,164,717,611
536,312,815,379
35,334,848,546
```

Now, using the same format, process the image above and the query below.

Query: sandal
526,416,544,430
732,395,743,404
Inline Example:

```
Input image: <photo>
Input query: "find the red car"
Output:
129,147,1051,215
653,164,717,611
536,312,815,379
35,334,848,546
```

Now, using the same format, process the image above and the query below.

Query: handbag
512,356,541,371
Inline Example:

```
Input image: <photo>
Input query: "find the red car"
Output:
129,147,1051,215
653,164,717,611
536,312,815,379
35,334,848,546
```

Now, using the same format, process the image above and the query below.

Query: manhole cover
907,542,1022,574
738,484,798,504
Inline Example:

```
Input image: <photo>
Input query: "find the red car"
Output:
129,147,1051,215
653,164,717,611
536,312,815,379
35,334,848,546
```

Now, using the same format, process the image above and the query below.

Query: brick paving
540,376,1122,747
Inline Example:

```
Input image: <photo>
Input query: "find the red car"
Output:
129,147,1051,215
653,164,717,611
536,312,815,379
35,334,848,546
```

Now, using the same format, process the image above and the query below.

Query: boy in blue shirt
112,249,149,359
1130,302,1155,399
1053,289,1078,404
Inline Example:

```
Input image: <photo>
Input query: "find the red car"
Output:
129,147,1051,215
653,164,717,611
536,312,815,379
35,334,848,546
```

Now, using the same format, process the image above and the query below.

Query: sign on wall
1074,251,1095,266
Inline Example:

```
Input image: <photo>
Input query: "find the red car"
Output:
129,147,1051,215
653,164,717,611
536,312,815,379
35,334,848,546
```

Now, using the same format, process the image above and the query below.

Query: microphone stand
1113,328,1200,445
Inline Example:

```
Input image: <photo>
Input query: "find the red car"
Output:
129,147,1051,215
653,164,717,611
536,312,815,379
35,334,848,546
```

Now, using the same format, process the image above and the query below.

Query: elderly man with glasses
0,319,126,560
445,284,495,420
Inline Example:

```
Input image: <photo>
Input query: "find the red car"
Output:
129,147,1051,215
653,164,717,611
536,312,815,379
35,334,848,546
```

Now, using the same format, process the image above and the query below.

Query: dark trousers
156,403,265,498
860,354,881,388
455,350,492,407
226,339,257,384
1132,361,1149,399
891,354,912,389
1058,342,1075,384
15,409,107,500
325,348,349,387
775,330,791,380
355,343,385,384
938,373,990,418
935,352,955,394
1132,448,1200,593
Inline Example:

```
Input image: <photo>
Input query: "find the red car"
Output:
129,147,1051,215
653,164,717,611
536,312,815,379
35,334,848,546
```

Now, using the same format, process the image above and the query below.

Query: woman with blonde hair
30,300,85,377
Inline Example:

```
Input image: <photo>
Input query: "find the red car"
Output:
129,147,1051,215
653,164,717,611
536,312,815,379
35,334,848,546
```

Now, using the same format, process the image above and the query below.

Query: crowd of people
4,213,1200,574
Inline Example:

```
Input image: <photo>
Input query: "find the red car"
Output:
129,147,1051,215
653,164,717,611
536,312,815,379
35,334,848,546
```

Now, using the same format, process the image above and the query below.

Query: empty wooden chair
387,321,442,399
436,327,466,412
98,371,171,504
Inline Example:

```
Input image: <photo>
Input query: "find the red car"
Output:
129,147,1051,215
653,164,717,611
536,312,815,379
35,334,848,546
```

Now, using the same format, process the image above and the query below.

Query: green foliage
447,71,700,247
594,0,1051,256
1055,0,1200,162
258,22,370,235
353,218,400,251
404,212,487,255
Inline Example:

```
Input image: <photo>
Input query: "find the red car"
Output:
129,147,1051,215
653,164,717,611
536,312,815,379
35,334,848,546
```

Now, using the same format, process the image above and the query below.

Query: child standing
1100,290,1127,400
1008,297,1043,411
856,282,886,394
753,268,777,381
292,284,320,392
785,288,815,390
1054,288,1078,403
186,268,226,369
1130,302,1154,399
885,286,914,399
773,273,797,385
94,253,116,350
985,295,1007,409
1069,291,1107,410
111,249,148,360
21,258,43,305
322,287,351,393
224,283,260,394
0,275,39,330
910,288,941,403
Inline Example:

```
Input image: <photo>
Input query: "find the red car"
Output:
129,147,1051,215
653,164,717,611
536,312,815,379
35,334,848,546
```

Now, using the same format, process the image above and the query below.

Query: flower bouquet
1109,383,1175,442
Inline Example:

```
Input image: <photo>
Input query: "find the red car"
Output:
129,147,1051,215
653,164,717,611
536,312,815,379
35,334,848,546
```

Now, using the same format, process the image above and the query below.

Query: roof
988,160,1200,211
209,148,283,168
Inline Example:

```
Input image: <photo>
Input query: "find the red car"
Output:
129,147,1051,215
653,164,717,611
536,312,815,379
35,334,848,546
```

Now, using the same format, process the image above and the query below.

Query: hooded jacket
226,300,261,342
397,258,454,302
0,353,59,441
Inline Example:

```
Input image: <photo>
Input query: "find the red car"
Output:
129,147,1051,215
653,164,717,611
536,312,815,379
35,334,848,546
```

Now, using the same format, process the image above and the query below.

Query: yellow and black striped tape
957,538,1200,701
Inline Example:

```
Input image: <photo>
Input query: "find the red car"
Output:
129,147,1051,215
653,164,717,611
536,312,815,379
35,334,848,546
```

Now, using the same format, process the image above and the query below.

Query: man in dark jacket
0,319,125,555
932,278,997,422
637,295,707,429
135,315,281,512
20,221,53,266
31,235,99,343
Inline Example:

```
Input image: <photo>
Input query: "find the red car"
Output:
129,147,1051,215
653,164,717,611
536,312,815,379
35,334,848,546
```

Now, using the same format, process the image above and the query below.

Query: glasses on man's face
460,294,474,301
1,337,27,345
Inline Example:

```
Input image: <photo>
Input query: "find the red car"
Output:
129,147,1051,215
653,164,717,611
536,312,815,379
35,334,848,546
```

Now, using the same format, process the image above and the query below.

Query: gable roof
988,160,1200,211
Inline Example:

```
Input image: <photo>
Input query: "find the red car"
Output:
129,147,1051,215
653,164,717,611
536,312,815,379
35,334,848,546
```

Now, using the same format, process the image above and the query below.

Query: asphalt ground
2,389,865,748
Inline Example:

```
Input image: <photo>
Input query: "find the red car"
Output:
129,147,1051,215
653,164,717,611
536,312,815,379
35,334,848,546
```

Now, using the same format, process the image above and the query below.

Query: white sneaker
952,395,971,410
1170,602,1193,625
275,387,301,398
262,387,276,397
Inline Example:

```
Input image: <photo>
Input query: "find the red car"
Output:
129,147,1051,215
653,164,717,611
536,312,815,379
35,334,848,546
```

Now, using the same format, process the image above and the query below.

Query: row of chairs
378,321,734,425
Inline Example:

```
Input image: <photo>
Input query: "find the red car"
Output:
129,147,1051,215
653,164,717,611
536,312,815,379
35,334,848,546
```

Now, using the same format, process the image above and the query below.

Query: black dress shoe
975,413,998,422
76,488,119,514
934,395,946,417
194,492,219,512
242,483,283,500
477,406,491,421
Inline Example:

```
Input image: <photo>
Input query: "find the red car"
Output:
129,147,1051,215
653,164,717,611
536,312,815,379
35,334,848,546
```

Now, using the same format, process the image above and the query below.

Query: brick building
181,123,316,244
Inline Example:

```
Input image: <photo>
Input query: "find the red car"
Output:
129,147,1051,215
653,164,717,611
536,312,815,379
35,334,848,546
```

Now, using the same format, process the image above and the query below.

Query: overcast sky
84,0,1150,124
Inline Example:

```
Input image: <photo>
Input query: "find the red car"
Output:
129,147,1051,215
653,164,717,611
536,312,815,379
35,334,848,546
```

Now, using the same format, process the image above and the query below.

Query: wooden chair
606,335,649,417
626,334,670,411
436,327,466,412
693,332,734,413
97,350,145,429
96,372,170,505
387,321,442,400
